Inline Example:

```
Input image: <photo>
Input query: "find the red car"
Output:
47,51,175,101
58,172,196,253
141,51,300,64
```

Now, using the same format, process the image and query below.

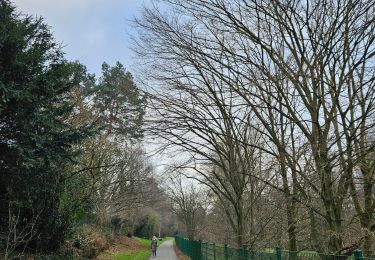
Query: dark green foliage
92,62,145,140
111,216,126,236
134,215,156,239
0,0,93,252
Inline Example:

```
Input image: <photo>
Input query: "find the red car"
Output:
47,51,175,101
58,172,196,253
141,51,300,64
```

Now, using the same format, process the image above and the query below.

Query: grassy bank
114,250,150,260
112,237,174,260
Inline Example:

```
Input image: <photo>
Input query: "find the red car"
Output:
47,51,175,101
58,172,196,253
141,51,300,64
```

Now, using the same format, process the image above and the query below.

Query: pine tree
92,62,146,140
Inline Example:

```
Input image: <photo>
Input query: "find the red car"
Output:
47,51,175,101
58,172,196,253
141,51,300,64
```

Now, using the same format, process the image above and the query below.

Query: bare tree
133,2,296,249
134,0,375,254
167,176,207,240
0,203,40,259
133,44,267,246
84,139,155,225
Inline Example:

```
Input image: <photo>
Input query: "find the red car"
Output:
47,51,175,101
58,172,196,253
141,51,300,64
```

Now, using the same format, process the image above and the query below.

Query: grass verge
134,236,167,246
114,249,150,260
134,237,153,247
113,237,173,260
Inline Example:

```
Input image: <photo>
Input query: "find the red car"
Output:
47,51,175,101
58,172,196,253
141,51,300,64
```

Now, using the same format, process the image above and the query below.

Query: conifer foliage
0,0,92,251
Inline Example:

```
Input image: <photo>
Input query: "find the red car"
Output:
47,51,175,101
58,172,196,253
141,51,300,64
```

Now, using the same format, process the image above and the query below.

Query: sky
12,0,175,172
12,0,151,76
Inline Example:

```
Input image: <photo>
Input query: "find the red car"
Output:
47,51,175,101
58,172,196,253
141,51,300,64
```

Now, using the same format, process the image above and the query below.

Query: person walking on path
151,236,158,257
149,239,177,260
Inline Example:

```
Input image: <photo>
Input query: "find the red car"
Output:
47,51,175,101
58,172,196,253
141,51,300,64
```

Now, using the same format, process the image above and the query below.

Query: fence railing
175,236,375,260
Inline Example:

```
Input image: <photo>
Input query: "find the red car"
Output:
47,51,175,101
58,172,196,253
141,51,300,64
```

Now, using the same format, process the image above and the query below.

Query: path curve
149,239,178,260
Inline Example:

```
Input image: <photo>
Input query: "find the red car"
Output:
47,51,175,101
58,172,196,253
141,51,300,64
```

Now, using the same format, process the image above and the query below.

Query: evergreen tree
0,0,92,251
92,62,145,140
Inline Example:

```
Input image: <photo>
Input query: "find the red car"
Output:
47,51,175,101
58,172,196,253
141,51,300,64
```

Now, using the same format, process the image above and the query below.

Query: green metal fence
175,236,375,260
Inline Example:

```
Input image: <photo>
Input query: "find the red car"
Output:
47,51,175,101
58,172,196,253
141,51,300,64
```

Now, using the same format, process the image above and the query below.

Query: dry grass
64,226,110,259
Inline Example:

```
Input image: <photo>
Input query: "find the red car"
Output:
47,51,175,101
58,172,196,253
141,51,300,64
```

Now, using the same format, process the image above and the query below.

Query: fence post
354,250,364,260
213,243,216,260
224,244,229,260
198,240,202,260
189,240,198,259
203,242,207,260
275,246,282,260
243,245,248,260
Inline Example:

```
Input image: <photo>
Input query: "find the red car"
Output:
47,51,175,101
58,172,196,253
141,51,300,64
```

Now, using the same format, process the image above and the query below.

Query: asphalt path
149,239,178,260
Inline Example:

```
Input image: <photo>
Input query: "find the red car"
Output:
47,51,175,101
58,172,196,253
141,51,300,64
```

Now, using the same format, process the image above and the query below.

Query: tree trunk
279,151,297,252
235,201,245,247
309,209,321,252
314,148,343,252
361,175,374,256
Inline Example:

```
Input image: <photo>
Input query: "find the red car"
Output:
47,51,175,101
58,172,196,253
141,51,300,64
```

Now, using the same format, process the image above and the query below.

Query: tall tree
92,62,146,140
167,176,207,240
134,0,375,253
0,0,92,252
67,61,148,223
134,13,267,246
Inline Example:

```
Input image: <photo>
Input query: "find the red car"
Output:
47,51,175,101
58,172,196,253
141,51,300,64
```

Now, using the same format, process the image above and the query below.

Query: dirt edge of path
173,244,190,260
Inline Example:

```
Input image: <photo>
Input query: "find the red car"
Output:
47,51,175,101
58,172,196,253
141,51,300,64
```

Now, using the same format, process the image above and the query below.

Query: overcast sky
12,0,173,170
13,0,151,76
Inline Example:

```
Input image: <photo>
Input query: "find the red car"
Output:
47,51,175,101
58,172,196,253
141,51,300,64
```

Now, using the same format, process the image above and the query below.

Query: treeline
134,0,375,257
0,1,174,258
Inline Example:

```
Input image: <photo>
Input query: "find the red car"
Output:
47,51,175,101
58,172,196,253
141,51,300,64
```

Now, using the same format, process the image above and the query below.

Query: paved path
149,239,178,260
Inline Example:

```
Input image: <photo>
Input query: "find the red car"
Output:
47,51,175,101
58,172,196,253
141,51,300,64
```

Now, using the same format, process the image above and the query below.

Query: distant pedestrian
151,236,158,257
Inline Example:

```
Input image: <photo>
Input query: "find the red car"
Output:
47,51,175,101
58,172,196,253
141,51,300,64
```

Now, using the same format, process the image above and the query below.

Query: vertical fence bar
201,241,204,260
224,244,229,260
275,246,282,260
191,239,194,260
198,240,202,260
354,250,364,260
204,242,207,260
204,242,209,260
194,239,197,259
176,237,375,260
243,245,248,260
207,242,210,260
